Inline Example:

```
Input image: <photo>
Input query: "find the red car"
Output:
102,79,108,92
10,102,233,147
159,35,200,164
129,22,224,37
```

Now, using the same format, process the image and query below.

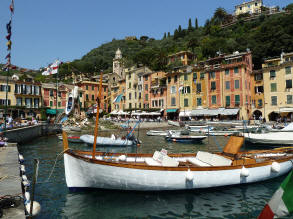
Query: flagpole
4,68,9,132
56,64,59,118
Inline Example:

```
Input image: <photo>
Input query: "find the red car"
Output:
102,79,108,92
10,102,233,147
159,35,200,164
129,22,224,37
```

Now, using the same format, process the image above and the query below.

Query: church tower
113,48,123,78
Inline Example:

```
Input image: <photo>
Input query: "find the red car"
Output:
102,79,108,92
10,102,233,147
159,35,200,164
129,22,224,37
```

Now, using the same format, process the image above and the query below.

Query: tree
163,32,166,39
174,29,179,40
195,18,199,29
168,32,170,37
187,38,199,53
212,7,228,25
140,36,149,41
188,18,193,31
178,25,182,32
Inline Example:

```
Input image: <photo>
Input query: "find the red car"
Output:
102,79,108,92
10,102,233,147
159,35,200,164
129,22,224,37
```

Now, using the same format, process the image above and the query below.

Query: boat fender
185,169,194,181
22,175,28,181
25,201,41,216
24,192,30,204
20,165,25,173
118,155,126,161
224,134,228,137
240,166,249,177
22,180,30,188
271,162,280,173
19,154,24,163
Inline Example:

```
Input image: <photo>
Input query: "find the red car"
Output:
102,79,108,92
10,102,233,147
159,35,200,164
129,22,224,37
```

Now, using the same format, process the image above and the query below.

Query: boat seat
145,157,162,166
194,151,232,167
187,157,211,167
222,136,244,157
145,151,179,167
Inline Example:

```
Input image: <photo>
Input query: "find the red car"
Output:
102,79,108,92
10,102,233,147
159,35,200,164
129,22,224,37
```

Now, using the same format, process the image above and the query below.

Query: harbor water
18,129,289,218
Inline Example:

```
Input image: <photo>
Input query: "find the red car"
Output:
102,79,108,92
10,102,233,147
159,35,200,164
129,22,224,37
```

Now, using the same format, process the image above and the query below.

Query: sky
0,0,292,70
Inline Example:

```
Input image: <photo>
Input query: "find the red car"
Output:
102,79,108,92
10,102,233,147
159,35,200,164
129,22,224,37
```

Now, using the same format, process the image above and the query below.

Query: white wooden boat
80,134,136,146
63,134,293,191
243,132,293,146
188,125,214,133
65,93,74,115
168,120,180,127
146,130,168,136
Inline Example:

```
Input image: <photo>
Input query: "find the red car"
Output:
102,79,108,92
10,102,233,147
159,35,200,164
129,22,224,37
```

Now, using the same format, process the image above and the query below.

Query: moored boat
65,93,74,115
243,131,293,146
58,135,82,143
63,135,293,191
165,130,206,143
188,125,214,133
79,134,137,146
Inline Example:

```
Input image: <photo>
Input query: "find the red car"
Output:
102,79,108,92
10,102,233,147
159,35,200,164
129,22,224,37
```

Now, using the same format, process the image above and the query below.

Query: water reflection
61,180,281,219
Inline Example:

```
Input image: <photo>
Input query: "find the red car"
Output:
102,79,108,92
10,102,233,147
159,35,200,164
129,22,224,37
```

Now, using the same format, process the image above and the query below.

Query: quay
0,143,25,218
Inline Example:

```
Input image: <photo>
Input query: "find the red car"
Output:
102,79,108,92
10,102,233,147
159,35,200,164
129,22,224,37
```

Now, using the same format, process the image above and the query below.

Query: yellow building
192,63,208,109
235,0,263,16
263,52,293,121
179,66,193,119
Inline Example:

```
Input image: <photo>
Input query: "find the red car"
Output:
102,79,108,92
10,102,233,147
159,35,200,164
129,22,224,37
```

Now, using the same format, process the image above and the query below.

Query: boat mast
92,71,103,159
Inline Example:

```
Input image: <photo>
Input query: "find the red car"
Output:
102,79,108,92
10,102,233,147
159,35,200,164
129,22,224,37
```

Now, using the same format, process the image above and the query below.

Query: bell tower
113,48,123,78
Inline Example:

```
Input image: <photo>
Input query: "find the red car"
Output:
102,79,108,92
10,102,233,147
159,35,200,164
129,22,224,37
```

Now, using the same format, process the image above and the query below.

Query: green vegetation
2,3,293,79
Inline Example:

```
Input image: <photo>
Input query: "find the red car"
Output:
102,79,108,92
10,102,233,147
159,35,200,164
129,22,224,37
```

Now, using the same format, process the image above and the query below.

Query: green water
18,129,289,219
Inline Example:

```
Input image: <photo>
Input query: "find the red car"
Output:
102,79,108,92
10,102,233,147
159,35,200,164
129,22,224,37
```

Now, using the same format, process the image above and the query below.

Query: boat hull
244,132,293,146
165,136,206,143
80,135,135,146
64,153,293,191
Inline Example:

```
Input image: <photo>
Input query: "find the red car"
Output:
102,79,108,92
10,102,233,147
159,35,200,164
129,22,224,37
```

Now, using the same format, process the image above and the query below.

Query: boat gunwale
64,149,293,171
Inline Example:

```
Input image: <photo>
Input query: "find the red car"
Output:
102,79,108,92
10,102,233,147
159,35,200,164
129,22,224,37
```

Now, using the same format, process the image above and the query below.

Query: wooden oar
92,72,103,159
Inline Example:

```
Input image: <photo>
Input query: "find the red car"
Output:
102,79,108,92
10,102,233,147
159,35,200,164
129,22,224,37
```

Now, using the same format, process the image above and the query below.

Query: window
271,96,277,106
235,95,240,106
186,86,191,94
197,98,202,106
234,67,239,74
50,101,53,107
168,77,171,83
145,94,148,101
193,73,197,79
129,103,132,109
287,95,293,104
271,83,277,92
171,86,176,94
226,96,230,106
211,81,216,90
255,2,257,6
50,90,53,96
184,98,189,107
255,86,264,93
200,72,205,79
285,66,291,75
174,75,178,82
128,74,131,79
225,69,229,75
171,97,176,106
135,92,137,99
79,92,82,97
212,95,217,104
104,87,107,92
86,94,89,100
196,83,201,92
16,98,22,106
225,81,230,90
58,102,61,107
145,84,148,91
144,75,148,81
86,85,88,90
270,70,276,78
92,85,94,90
34,98,39,108
286,80,292,89
210,72,215,79
92,95,94,101
58,92,61,97
184,74,188,81
255,74,263,81
235,80,240,89
129,83,131,88
129,93,131,100
258,99,263,107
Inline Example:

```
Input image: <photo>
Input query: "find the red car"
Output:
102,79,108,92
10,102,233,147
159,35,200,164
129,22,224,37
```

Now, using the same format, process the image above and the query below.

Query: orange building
168,51,195,66
149,71,167,112
142,72,151,109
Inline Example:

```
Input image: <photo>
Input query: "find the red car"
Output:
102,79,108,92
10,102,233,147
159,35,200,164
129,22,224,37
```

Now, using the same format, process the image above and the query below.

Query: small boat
165,131,206,143
168,120,181,127
146,130,190,136
188,125,214,133
63,135,293,191
58,135,82,143
202,128,239,136
243,131,293,146
80,134,137,146
65,93,74,115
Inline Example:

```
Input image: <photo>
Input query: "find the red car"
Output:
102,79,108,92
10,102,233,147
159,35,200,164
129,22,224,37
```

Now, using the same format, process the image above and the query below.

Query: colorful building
179,66,193,119
149,71,167,112
166,69,180,120
191,63,208,109
235,0,263,16
251,69,264,120
168,51,195,66
262,52,293,121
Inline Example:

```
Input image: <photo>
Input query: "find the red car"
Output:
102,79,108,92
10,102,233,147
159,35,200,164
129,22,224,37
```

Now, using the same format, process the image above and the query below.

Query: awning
190,108,206,116
279,108,293,113
166,109,178,113
113,94,123,103
222,108,239,116
179,111,191,117
110,110,118,115
46,109,64,114
117,110,129,115
149,111,161,116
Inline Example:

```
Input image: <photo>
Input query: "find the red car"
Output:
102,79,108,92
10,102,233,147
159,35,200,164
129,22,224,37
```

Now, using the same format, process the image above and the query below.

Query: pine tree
174,29,179,40
188,18,193,31
178,25,182,32
163,32,166,39
195,18,198,29
167,32,170,37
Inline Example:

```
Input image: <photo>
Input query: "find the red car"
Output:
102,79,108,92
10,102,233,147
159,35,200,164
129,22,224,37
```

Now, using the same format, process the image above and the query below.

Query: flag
6,20,11,34
42,67,51,76
50,60,61,74
258,170,293,219
7,40,12,50
6,33,11,40
5,53,11,59
10,0,14,13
